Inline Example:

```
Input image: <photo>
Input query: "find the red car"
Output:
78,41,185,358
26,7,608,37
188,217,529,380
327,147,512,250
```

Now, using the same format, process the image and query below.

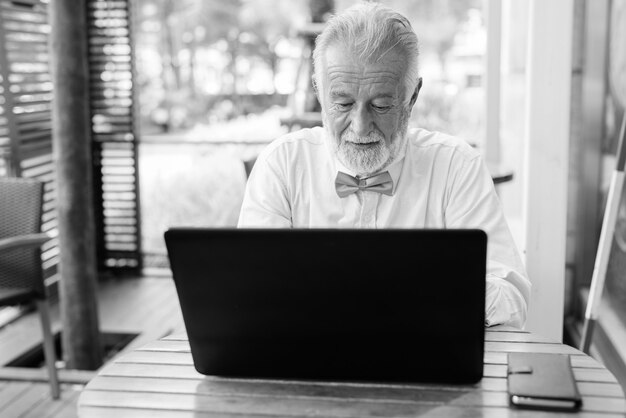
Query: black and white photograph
0,0,625,416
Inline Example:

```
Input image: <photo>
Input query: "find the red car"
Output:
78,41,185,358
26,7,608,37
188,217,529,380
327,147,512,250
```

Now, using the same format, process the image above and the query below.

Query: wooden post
50,0,103,369
484,0,502,164
576,0,610,302
522,0,574,341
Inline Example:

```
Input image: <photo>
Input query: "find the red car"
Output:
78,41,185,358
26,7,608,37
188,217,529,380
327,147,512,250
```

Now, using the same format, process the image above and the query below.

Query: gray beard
324,112,410,177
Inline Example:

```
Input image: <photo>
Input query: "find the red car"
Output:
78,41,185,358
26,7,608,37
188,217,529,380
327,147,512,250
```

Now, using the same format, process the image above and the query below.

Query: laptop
164,228,487,384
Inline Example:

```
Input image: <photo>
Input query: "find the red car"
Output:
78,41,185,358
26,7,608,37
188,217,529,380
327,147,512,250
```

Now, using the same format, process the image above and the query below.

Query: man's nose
351,105,373,137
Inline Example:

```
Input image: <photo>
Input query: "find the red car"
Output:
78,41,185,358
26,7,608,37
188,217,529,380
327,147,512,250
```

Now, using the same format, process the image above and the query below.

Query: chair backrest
243,157,256,179
0,177,45,296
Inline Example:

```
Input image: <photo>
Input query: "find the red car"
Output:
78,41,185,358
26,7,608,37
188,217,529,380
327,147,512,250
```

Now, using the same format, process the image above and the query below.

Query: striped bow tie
335,171,393,198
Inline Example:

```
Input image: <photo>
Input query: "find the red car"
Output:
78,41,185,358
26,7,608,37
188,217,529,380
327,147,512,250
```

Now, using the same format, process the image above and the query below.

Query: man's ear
408,77,422,108
311,75,320,100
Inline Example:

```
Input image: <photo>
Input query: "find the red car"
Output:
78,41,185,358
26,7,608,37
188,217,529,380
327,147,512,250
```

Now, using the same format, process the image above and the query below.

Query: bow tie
335,171,393,198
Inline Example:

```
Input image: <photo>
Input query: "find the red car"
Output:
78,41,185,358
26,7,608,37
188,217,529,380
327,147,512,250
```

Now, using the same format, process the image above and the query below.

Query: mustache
341,129,384,144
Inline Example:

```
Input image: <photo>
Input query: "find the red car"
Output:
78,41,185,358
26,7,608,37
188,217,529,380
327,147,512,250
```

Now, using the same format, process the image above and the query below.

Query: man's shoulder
255,126,328,173
262,126,325,156
407,127,481,162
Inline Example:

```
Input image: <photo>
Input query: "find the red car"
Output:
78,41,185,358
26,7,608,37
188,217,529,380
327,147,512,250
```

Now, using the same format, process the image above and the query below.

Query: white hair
312,2,420,98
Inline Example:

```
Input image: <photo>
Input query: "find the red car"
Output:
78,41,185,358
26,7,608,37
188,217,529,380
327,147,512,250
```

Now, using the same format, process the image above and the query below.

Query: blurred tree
136,0,312,127
182,0,242,95
136,0,194,130
304,0,334,112
154,0,191,91
384,0,482,80
238,0,308,93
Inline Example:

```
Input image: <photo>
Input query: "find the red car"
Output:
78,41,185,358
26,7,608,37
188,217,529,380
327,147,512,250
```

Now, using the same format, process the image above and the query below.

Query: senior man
238,2,530,328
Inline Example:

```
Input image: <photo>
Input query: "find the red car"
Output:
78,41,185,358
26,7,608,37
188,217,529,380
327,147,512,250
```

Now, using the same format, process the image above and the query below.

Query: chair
0,177,59,399
243,157,257,179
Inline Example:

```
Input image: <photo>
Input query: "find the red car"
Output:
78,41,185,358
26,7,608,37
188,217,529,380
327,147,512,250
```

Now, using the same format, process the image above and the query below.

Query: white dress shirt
238,126,531,328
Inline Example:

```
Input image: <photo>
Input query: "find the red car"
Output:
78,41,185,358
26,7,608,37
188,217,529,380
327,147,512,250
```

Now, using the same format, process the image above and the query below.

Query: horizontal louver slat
0,0,57,279
88,0,141,273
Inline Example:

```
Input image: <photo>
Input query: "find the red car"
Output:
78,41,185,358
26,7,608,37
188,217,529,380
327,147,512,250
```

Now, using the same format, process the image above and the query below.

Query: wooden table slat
485,326,527,333
84,375,474,404
160,329,552,344
99,362,480,391
78,407,220,418
77,404,626,418
78,389,626,417
577,382,626,398
483,363,618,383
78,330,626,417
485,341,581,354
140,335,597,360
483,352,604,369
78,390,459,417
484,331,557,344
81,375,626,414
480,377,625,398
126,347,608,371
135,340,190,352
102,356,620,386
92,365,625,400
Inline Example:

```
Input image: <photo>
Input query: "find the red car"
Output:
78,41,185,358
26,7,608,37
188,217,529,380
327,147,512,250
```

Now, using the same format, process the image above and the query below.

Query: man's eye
334,103,353,111
372,104,392,113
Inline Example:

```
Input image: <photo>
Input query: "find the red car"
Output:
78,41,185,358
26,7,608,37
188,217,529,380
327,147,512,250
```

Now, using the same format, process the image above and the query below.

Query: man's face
319,43,418,176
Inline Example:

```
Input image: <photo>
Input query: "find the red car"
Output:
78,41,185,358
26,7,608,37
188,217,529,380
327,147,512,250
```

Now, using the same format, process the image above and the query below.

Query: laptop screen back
165,228,487,384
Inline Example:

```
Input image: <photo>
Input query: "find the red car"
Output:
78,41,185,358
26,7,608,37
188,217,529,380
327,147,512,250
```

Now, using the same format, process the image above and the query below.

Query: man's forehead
322,43,407,88
327,79,400,102
325,66,405,100
327,69,403,86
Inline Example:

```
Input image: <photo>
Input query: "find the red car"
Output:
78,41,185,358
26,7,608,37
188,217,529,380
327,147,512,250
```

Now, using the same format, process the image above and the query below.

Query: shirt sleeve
485,275,527,328
445,154,531,329
237,147,292,228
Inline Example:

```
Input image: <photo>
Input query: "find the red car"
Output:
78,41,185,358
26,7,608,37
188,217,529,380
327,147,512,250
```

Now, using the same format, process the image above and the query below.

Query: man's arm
486,275,527,328
445,153,531,328
238,148,292,228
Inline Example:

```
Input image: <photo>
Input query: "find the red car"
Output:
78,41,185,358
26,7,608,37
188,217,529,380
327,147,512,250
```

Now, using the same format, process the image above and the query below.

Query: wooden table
77,326,626,417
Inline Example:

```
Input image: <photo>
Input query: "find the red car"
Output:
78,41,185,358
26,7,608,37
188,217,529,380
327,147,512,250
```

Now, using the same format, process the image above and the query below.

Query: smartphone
510,395,580,411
